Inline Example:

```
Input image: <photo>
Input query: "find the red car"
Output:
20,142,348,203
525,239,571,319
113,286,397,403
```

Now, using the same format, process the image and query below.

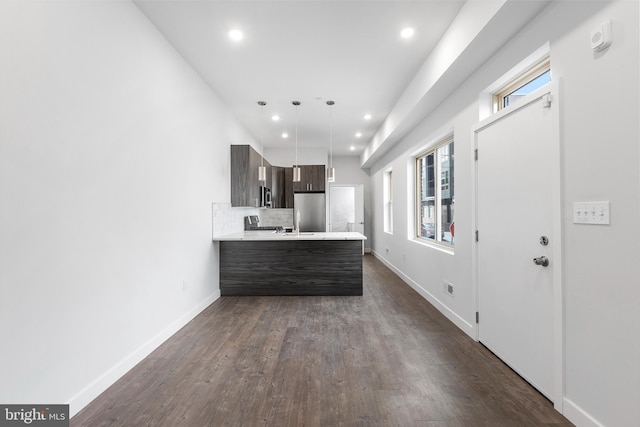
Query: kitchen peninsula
213,231,367,296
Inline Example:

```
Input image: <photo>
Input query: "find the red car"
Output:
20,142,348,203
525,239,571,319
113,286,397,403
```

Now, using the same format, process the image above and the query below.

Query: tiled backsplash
259,209,293,228
212,203,293,237
212,203,258,237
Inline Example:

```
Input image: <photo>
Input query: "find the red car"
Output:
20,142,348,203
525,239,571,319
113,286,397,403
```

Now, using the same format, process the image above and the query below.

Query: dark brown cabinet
283,167,294,207
230,145,270,207
230,145,324,207
292,165,325,193
271,166,294,208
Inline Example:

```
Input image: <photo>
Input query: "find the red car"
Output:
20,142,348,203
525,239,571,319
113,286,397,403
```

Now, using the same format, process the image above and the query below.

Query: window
493,58,550,112
383,169,393,233
416,136,454,245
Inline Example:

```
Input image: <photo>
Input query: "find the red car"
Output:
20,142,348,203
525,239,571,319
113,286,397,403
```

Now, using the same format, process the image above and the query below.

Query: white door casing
473,83,563,409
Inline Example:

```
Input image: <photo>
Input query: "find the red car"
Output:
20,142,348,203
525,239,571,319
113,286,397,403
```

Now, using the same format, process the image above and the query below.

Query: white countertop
212,231,367,241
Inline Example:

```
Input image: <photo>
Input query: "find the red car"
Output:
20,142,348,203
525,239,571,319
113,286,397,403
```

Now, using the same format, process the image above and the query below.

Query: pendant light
326,100,336,182
257,101,267,182
292,101,301,182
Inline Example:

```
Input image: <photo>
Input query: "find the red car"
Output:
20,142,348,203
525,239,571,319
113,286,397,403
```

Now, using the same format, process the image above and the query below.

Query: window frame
493,57,550,113
415,135,454,247
383,169,393,234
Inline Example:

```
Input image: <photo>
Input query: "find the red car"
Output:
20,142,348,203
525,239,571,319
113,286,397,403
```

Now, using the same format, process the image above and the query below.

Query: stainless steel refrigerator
293,193,326,232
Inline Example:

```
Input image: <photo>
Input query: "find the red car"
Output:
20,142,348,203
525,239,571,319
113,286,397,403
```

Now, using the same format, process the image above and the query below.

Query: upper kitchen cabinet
292,165,325,193
283,167,294,207
230,145,270,207
271,166,294,208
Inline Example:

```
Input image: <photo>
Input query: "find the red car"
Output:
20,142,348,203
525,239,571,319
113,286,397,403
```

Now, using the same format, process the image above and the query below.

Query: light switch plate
573,201,610,225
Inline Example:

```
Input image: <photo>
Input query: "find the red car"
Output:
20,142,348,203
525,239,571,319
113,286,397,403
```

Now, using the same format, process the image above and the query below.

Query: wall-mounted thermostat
591,21,612,52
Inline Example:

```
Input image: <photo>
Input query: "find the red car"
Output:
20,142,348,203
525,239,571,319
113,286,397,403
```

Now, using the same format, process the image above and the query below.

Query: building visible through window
416,136,454,245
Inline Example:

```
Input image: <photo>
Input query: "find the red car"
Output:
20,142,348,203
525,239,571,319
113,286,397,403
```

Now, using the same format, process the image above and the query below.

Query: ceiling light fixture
292,101,301,182
271,115,280,121
350,146,356,151
257,101,267,182
326,100,336,183
282,132,288,139
401,27,415,39
228,29,244,41
355,132,362,138
364,114,372,120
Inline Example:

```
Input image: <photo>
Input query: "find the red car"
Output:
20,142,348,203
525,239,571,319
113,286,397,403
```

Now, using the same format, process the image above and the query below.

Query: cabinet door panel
271,166,285,208
284,167,294,208
230,145,261,207
292,165,326,193
309,165,325,192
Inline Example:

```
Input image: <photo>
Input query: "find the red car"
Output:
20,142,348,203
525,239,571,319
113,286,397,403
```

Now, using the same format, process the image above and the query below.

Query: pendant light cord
257,101,267,183
328,101,334,169
293,101,300,168
259,101,266,170
326,100,336,182
261,104,264,169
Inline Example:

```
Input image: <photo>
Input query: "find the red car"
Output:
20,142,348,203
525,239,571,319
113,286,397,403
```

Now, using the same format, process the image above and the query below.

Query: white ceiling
134,1,465,157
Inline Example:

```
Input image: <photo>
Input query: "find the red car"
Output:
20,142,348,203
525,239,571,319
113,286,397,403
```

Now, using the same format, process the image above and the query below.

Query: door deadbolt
540,236,549,246
533,256,549,267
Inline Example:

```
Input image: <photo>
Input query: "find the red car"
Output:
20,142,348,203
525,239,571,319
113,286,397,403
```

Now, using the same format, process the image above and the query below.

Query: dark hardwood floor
72,255,573,426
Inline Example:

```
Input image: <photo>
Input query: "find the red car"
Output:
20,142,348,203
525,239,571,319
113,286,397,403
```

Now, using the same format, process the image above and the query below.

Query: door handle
533,256,549,267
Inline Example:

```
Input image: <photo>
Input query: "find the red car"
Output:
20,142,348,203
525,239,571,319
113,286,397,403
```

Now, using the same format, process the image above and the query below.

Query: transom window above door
493,57,551,113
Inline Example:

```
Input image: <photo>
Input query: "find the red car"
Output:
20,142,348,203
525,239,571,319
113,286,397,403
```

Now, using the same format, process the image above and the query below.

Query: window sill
411,237,454,255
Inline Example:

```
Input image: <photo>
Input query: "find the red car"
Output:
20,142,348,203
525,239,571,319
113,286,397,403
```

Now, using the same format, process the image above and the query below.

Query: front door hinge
476,312,479,323
475,230,479,242
474,149,478,161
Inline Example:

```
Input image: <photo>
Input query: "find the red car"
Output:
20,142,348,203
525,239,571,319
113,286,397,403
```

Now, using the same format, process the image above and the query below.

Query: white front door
475,86,560,402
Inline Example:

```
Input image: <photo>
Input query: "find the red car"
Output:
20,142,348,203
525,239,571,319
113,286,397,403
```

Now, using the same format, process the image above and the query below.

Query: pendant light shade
292,166,301,182
292,101,301,183
258,101,267,182
326,100,336,182
327,166,335,182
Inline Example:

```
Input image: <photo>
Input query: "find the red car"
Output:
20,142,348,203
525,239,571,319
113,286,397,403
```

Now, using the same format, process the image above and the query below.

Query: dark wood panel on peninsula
220,239,363,296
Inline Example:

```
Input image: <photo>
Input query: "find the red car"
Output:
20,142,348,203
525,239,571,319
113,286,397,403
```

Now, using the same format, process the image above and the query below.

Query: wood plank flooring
72,255,573,426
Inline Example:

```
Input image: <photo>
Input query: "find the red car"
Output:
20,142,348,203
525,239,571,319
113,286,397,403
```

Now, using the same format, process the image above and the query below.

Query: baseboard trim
371,250,474,338
563,398,604,427
67,290,220,417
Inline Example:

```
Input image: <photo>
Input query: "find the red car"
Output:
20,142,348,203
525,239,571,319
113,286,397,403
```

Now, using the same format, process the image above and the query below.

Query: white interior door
329,185,364,234
354,184,364,235
476,87,558,401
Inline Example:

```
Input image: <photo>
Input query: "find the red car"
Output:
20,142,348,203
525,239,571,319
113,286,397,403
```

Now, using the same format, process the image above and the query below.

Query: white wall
369,1,639,426
265,147,327,166
0,0,256,415
548,2,639,425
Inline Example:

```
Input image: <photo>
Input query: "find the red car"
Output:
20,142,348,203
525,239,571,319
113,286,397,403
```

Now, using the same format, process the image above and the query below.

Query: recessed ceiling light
400,27,415,39
281,132,288,139
271,115,280,121
355,132,362,138
228,29,244,41
364,114,372,120
350,146,356,151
